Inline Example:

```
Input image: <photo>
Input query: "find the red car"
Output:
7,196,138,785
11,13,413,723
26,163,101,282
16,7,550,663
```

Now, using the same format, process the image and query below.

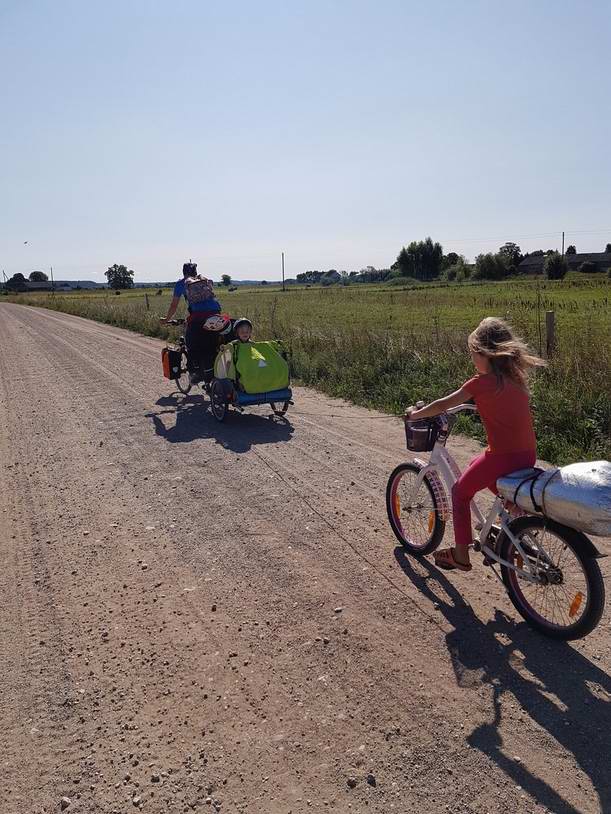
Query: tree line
296,240,611,285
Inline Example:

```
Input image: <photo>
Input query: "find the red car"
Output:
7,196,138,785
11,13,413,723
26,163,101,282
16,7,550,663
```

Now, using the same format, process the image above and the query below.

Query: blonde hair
468,317,546,388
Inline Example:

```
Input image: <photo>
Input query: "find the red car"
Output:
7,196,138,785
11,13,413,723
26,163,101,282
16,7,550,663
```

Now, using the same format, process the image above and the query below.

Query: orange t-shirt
463,373,536,455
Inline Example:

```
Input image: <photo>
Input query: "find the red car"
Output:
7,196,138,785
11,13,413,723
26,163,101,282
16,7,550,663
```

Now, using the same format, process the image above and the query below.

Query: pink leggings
452,450,536,550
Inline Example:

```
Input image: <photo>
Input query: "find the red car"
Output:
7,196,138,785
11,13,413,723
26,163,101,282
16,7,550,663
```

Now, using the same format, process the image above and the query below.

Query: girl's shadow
394,548,611,814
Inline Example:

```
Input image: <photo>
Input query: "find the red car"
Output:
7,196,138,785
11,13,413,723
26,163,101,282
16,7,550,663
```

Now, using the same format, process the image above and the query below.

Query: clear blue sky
1,0,610,282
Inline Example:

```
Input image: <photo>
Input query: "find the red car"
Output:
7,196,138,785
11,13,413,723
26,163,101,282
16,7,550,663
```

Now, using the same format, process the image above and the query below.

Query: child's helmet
182,261,197,277
233,318,253,333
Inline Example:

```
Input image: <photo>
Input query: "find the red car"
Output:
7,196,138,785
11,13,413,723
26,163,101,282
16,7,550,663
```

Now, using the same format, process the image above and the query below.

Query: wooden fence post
546,310,556,357
144,292,150,310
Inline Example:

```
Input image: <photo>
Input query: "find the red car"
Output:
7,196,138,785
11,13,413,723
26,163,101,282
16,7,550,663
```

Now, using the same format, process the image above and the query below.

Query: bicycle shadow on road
146,393,294,453
394,548,611,814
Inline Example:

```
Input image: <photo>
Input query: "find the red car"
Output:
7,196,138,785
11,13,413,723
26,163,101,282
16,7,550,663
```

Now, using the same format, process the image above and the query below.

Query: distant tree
29,270,48,282
445,258,469,282
578,260,597,274
565,245,577,255
261,280,268,286
6,272,28,291
394,237,443,280
498,242,522,267
605,243,611,253
221,274,232,286
105,263,134,289
473,253,509,281
442,251,460,270
544,252,568,280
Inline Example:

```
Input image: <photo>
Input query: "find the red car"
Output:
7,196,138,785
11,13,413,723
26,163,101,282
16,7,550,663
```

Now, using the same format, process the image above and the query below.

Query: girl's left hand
404,406,415,418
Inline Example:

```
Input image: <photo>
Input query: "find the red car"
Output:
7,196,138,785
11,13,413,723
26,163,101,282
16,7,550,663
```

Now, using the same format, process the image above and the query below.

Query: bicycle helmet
233,318,253,333
182,260,197,277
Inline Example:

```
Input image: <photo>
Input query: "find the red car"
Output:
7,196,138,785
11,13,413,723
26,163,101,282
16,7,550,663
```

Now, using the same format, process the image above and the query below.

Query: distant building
518,252,611,274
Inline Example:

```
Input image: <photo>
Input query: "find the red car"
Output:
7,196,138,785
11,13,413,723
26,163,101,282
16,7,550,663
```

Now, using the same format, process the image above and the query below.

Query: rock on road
0,302,609,814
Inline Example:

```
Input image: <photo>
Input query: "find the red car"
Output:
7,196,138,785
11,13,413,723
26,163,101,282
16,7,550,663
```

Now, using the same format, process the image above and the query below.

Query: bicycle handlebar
447,403,478,416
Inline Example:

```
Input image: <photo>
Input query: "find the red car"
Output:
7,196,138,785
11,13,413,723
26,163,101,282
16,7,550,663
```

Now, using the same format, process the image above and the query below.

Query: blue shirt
173,278,221,313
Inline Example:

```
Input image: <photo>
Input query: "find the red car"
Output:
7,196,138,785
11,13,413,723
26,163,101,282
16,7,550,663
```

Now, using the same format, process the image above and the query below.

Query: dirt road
0,302,609,814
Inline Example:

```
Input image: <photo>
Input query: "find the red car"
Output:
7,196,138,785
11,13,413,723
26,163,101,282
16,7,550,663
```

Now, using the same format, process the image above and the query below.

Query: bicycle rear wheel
498,516,605,640
174,350,191,395
210,379,228,422
386,462,445,555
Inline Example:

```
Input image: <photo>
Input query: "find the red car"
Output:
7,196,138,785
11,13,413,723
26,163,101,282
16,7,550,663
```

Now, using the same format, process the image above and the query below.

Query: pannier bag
497,460,611,538
161,347,182,380
231,340,290,394
185,275,214,305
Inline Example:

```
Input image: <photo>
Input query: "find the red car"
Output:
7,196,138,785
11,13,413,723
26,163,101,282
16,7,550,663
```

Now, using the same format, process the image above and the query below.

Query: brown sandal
433,548,472,572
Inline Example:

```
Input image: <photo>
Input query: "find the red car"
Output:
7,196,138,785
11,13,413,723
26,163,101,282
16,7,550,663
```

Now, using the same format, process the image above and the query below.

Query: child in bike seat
233,318,253,343
405,317,545,572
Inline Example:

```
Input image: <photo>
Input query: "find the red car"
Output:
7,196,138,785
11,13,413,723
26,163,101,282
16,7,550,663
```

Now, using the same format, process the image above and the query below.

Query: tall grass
5,276,610,463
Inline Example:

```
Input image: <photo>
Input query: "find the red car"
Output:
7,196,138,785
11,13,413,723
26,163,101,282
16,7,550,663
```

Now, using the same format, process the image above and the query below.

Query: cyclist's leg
450,452,491,560
199,332,221,381
185,316,207,375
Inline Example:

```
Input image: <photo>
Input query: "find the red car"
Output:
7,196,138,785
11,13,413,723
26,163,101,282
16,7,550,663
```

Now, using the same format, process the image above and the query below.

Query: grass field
5,275,610,464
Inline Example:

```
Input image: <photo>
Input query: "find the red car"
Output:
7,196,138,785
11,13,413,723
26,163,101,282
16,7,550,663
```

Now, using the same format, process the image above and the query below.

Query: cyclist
405,317,545,572
161,261,224,383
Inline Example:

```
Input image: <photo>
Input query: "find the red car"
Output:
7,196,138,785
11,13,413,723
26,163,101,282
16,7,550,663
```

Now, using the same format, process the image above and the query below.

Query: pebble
60,798,71,810
366,773,377,787
347,777,357,789
151,773,160,782
334,607,343,613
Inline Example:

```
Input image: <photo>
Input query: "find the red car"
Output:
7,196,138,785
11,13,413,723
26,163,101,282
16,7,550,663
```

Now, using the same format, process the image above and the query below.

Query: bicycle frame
408,412,546,584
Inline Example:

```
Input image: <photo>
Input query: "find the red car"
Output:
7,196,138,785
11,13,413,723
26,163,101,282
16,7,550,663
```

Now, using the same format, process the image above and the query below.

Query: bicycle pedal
482,555,494,567
472,541,482,552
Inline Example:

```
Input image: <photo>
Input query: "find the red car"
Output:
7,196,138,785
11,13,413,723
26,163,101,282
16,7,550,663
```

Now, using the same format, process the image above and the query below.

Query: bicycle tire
210,379,228,422
271,401,290,416
498,516,605,640
386,462,445,555
174,350,191,395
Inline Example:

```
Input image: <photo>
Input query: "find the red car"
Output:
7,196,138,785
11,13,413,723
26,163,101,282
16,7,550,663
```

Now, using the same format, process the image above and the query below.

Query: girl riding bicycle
405,317,545,572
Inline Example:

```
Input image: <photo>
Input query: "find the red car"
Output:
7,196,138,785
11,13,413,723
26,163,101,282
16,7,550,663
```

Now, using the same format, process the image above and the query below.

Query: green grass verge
4,276,610,464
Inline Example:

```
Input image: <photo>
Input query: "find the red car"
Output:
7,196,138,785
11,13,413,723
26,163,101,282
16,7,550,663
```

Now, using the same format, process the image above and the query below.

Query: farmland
5,275,610,463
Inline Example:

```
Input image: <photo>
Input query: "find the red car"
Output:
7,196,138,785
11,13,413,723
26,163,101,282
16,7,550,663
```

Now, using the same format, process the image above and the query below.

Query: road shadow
393,548,611,814
146,393,294,453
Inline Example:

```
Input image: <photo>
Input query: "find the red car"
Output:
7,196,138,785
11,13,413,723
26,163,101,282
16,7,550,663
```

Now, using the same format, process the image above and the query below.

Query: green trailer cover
232,340,289,394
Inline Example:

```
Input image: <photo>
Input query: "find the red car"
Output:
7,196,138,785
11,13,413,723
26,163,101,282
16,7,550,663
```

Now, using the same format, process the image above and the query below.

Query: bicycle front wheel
499,516,605,640
386,462,445,555
174,350,191,395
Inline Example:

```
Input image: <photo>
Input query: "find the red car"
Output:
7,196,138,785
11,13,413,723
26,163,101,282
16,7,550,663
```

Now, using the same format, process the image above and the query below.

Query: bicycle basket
404,416,440,452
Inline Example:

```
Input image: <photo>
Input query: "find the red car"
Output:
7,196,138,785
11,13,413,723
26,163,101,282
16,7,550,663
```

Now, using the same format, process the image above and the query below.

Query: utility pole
281,252,285,292
562,231,565,255
50,265,55,293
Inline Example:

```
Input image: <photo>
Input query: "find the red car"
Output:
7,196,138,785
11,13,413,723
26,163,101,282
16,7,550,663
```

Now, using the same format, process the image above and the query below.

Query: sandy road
0,302,609,814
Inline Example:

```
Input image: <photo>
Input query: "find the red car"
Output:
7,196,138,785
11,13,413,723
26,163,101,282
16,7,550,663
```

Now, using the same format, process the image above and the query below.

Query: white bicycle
386,405,605,640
